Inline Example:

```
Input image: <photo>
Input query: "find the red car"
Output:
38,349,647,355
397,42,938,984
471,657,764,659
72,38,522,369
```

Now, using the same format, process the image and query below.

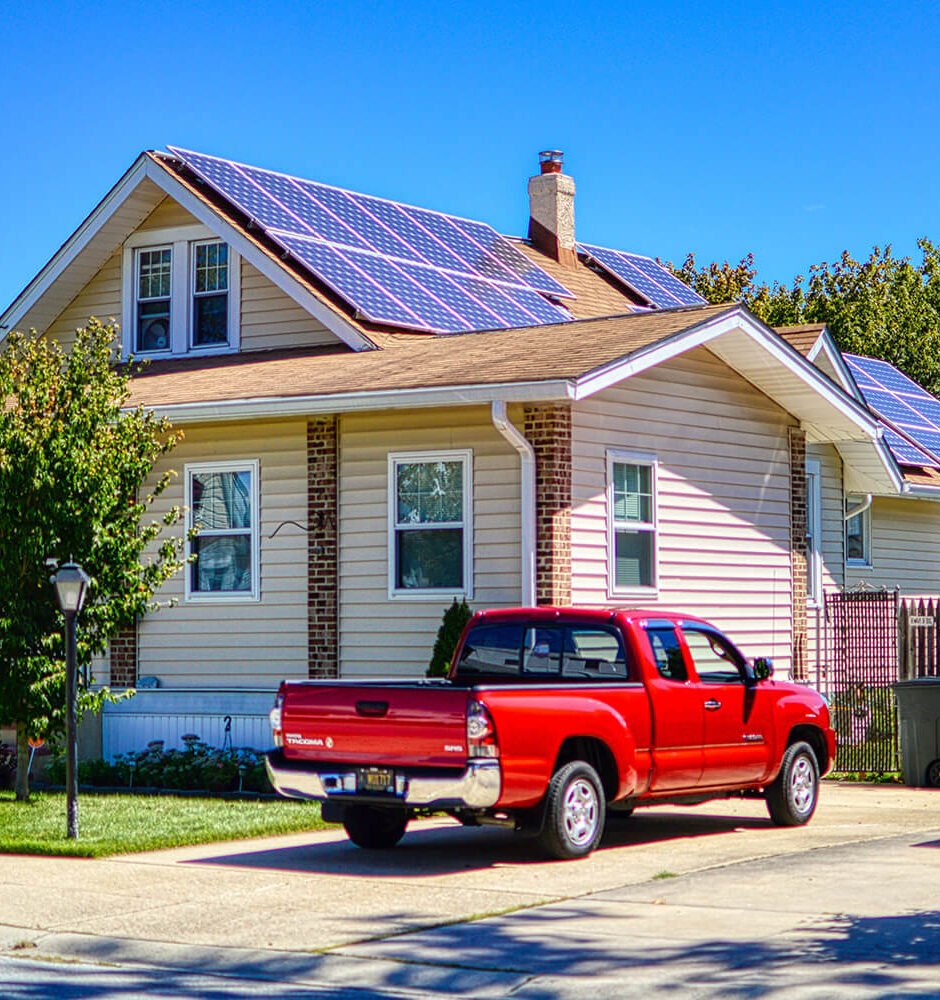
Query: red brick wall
109,625,137,688
524,404,572,606
789,427,808,680
308,417,339,678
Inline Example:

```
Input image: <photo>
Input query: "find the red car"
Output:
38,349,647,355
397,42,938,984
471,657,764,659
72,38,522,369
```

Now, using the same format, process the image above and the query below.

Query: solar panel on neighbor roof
846,354,940,467
577,243,707,308
167,147,574,334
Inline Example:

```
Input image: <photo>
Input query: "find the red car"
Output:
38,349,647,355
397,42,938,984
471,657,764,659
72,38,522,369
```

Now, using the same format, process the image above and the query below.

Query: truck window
522,626,563,675
645,626,687,682
564,627,629,679
456,624,523,677
683,627,745,683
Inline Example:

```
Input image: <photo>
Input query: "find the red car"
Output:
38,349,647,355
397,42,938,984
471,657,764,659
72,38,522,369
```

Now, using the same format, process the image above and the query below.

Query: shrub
427,599,473,677
44,736,272,794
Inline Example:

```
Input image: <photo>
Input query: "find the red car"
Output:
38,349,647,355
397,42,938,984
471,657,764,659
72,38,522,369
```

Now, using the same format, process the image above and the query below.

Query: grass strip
0,791,329,858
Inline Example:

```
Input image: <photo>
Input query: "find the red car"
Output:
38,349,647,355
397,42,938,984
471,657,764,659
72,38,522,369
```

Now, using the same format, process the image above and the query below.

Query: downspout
491,401,536,607
844,494,872,521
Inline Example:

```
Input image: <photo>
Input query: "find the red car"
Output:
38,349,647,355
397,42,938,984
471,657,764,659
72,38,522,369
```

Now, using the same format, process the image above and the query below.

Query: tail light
466,699,499,759
269,689,285,748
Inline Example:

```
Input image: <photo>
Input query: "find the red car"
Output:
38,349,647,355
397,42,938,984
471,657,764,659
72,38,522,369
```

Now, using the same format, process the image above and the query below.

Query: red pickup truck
266,608,836,859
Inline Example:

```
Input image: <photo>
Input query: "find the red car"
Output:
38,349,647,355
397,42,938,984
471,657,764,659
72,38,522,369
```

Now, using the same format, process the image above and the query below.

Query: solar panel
846,354,940,467
168,146,575,334
578,243,706,308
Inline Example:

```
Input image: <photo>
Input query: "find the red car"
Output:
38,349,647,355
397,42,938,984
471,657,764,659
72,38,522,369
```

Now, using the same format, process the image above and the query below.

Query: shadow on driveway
188,808,770,877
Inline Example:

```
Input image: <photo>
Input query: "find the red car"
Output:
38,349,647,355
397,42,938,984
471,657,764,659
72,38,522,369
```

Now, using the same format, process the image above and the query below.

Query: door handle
704,699,722,711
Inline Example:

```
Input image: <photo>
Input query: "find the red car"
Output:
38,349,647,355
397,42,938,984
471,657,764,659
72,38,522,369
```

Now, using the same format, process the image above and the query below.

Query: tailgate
281,683,471,768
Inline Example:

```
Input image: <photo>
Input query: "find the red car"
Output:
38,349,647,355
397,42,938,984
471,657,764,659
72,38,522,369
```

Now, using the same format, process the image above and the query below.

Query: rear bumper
265,750,501,809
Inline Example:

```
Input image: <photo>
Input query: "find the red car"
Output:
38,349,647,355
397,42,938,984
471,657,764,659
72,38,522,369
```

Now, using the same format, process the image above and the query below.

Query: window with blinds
608,452,657,592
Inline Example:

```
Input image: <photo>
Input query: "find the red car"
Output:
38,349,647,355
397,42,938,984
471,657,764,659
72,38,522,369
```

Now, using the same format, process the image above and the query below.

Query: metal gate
824,589,900,773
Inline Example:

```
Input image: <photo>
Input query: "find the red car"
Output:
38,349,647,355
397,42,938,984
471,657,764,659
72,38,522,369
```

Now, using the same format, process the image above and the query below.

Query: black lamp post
52,562,90,840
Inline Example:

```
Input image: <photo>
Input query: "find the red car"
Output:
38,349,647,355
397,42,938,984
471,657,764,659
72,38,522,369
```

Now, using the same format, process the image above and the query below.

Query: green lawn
0,791,330,858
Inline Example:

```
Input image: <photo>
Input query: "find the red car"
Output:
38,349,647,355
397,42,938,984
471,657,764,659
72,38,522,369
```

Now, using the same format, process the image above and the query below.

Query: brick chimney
528,150,577,268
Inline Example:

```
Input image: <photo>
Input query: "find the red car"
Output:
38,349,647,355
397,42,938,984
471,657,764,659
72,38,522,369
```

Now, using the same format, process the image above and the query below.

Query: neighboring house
0,148,901,755
777,324,940,680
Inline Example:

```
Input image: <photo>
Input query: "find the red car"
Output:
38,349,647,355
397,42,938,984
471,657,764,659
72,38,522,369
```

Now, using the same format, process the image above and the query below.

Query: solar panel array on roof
168,147,575,334
578,243,707,309
846,354,940,468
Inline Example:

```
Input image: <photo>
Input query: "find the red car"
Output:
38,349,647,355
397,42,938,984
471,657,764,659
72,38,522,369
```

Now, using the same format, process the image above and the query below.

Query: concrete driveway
1,783,938,997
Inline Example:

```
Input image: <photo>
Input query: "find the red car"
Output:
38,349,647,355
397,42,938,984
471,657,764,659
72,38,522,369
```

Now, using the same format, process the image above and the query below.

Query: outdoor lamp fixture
52,562,90,840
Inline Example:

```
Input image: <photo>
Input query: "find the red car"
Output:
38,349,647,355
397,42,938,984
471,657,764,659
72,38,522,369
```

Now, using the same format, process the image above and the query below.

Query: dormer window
122,223,239,358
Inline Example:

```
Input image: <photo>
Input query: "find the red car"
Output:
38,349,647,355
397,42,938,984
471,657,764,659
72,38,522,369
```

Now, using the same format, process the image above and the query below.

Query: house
0,148,903,756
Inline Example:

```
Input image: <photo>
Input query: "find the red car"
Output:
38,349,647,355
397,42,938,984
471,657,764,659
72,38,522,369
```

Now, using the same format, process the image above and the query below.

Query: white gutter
844,494,873,520
142,379,574,424
491,401,536,607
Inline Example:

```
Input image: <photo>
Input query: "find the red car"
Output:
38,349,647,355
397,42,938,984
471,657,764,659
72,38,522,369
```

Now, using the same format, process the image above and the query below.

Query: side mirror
753,657,774,681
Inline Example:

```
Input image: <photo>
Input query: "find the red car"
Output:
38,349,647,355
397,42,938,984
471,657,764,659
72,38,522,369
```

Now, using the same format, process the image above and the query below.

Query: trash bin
894,679,940,788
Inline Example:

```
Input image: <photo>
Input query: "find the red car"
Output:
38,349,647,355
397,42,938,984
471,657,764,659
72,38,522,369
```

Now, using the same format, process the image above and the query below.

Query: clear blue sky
3,0,939,312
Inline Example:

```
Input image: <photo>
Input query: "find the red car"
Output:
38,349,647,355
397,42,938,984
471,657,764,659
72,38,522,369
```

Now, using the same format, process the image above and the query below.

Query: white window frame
845,494,872,569
387,449,473,601
184,459,260,603
805,460,822,606
122,224,240,359
607,449,659,599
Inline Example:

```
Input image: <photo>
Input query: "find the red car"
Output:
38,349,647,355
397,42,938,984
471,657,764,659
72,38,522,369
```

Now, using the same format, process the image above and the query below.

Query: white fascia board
808,329,863,400
573,307,881,441
142,158,375,352
0,155,152,339
132,378,574,425
902,483,940,501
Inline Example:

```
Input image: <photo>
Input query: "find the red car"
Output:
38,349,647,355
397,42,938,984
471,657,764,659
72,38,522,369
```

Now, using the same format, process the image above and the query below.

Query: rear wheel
538,760,606,860
766,741,819,826
926,759,940,788
342,805,408,849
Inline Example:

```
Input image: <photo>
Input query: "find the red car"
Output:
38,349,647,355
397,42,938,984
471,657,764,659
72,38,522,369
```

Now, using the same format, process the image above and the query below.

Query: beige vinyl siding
44,250,122,349
847,496,940,594
138,197,199,231
138,419,308,688
571,347,795,671
240,262,339,351
339,406,521,677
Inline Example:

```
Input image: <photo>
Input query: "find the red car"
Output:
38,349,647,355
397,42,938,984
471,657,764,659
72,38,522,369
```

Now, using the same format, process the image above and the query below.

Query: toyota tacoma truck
266,608,836,859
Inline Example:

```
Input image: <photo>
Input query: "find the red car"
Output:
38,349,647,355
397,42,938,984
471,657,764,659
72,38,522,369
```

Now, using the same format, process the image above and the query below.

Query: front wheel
342,805,408,849
539,761,606,860
766,741,819,826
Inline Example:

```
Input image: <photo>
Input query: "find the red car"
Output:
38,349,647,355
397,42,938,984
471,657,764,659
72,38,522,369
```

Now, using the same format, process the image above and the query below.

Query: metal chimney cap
538,150,564,174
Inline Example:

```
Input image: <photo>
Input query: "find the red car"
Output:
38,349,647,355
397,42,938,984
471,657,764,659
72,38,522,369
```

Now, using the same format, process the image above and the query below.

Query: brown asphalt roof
776,324,826,357
126,303,735,409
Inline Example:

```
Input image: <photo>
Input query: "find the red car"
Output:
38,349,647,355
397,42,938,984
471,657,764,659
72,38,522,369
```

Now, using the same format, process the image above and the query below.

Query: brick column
789,427,808,680
308,417,339,678
109,624,138,688
524,404,572,606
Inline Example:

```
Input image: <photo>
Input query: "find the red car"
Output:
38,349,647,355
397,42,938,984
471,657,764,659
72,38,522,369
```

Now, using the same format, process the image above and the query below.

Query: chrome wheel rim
790,754,816,814
563,778,599,847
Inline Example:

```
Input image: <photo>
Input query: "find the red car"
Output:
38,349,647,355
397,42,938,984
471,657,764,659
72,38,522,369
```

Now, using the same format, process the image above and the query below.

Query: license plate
358,767,395,793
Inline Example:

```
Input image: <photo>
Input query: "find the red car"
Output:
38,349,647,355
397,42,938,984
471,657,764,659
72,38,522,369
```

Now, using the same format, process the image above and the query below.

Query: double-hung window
845,494,871,567
123,225,239,358
388,450,472,597
185,461,259,601
608,450,657,594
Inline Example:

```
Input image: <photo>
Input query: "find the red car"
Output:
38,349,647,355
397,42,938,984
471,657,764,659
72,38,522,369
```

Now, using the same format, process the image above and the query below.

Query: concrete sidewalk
1,784,938,997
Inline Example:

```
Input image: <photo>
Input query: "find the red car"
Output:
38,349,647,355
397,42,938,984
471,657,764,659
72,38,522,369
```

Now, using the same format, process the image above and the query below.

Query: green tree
0,319,186,800
668,240,940,395
427,599,473,677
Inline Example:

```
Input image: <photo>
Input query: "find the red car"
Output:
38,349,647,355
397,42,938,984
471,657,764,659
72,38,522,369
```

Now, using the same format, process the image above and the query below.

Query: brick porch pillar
789,426,808,680
524,404,572,606
308,416,339,678
109,624,138,688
